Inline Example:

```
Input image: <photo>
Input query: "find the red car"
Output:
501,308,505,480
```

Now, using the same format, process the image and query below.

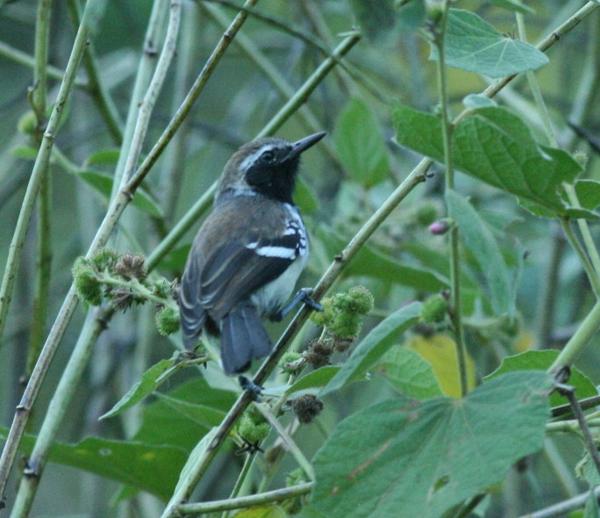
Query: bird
178,132,326,376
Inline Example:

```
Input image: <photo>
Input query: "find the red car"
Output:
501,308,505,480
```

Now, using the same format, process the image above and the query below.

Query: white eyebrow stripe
240,144,276,172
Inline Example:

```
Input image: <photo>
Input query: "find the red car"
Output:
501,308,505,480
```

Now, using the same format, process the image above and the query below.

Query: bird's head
217,132,326,203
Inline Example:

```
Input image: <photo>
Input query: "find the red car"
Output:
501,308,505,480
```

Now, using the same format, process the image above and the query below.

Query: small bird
178,132,326,375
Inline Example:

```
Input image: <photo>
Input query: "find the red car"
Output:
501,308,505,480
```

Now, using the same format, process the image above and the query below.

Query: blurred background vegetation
0,0,599,516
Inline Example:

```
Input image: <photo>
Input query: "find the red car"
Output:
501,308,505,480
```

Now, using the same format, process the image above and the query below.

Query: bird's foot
238,375,264,401
272,288,323,322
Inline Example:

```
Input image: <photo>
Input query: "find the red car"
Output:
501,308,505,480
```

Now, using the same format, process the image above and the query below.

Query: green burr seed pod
155,306,180,336
347,286,374,314
91,248,120,271
420,294,448,323
17,110,37,136
238,413,270,443
72,257,103,306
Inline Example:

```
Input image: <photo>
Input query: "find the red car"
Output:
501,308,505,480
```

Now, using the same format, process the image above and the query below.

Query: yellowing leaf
514,330,535,353
407,334,475,398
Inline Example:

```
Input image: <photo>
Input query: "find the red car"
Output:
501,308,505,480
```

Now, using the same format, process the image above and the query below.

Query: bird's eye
262,150,276,163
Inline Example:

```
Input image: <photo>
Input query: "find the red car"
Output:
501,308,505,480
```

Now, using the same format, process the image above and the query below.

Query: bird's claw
238,375,263,401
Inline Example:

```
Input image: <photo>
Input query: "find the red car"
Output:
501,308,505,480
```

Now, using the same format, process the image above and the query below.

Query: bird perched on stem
178,132,326,376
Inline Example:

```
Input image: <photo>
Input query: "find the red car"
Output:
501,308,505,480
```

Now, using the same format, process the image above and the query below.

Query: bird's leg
238,375,264,401
271,287,323,322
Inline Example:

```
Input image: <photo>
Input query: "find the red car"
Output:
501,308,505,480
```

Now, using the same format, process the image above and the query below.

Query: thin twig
9,308,113,517
0,40,87,87
549,299,600,371
177,482,313,514
0,0,91,352
552,394,600,418
554,380,600,476
254,403,315,481
0,0,182,507
522,486,600,518
431,1,469,397
67,0,124,144
560,218,600,296
200,2,340,164
26,0,53,380
110,0,169,196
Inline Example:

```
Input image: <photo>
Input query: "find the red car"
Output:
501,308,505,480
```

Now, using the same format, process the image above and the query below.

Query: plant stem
9,308,112,518
432,1,468,397
0,0,181,506
145,31,361,271
535,225,566,349
221,453,255,518
200,2,340,164
549,299,600,371
255,404,315,481
517,11,600,304
0,0,90,351
516,13,558,146
26,0,53,380
110,0,169,196
523,486,600,518
66,0,124,144
560,218,600,296
0,40,87,87
161,0,197,222
178,482,313,515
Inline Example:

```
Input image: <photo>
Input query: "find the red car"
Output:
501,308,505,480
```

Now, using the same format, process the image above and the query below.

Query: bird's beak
287,131,326,160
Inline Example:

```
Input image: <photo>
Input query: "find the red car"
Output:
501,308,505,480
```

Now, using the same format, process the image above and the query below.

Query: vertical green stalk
430,1,468,397
161,0,196,222
517,12,600,298
66,0,124,144
0,0,180,506
27,0,53,378
0,0,92,351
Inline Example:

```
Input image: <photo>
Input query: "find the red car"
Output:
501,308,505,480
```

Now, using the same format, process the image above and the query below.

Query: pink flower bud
429,220,450,235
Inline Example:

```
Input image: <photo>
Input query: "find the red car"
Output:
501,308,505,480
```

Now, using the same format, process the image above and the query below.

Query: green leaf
322,302,421,395
446,190,514,315
77,169,164,218
158,244,191,272
489,0,535,14
333,98,390,187
317,227,448,291
174,427,218,495
134,378,236,451
434,9,547,78
485,350,598,407
0,429,186,500
575,180,600,211
349,0,397,40
101,357,178,419
11,145,37,160
286,366,341,396
84,148,120,168
153,393,226,428
303,371,550,518
392,104,581,215
295,177,318,214
377,346,443,400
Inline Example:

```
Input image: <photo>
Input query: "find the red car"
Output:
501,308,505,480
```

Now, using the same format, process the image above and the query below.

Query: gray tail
221,302,272,374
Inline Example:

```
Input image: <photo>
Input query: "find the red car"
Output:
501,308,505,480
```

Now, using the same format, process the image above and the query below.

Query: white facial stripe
240,144,277,173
